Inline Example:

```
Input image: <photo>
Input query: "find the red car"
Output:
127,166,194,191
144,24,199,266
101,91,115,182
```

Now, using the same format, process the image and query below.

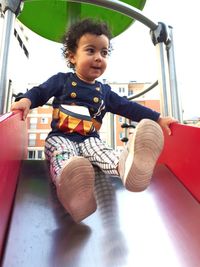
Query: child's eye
101,50,109,57
86,48,95,54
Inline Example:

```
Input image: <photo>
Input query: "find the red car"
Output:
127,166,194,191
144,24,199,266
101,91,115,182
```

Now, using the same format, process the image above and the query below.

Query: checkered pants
45,135,120,183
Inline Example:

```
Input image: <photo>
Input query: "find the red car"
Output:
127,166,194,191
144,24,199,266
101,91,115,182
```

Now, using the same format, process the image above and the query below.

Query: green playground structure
17,0,147,42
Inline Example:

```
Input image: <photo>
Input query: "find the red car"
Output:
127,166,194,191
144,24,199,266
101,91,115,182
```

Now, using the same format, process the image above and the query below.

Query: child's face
69,33,109,83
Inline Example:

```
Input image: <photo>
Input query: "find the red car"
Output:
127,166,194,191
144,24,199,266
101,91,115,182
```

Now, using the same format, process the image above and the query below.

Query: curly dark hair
62,18,113,69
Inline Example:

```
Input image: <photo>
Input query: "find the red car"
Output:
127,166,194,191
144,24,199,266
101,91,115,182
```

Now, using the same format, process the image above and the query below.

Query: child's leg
56,156,96,223
80,137,119,176
45,136,96,223
118,119,164,192
45,135,78,182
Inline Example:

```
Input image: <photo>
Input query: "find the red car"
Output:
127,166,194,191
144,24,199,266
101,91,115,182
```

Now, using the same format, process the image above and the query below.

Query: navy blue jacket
19,72,160,142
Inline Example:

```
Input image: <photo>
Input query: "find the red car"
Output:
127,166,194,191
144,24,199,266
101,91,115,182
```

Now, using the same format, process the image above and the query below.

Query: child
11,18,177,223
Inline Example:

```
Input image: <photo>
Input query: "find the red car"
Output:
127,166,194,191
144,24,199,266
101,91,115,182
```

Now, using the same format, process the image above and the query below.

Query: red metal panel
159,123,200,202
0,111,27,259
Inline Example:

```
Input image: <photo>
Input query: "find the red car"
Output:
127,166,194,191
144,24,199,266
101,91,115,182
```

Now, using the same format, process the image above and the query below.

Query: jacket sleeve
104,85,160,122
15,72,66,109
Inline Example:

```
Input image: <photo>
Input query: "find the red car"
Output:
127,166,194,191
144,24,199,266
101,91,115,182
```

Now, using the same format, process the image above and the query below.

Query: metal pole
150,22,182,118
110,113,115,149
155,42,171,117
166,26,183,122
0,0,23,113
0,8,15,114
69,0,157,30
5,79,12,112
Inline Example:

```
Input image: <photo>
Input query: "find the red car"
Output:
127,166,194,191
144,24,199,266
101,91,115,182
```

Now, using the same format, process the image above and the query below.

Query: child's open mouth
92,66,101,70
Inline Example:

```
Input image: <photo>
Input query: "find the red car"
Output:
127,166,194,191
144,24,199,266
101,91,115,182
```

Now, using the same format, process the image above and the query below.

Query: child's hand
157,116,178,135
11,98,32,120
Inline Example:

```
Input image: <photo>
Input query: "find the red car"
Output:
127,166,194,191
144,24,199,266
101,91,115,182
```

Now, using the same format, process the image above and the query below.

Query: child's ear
68,51,76,65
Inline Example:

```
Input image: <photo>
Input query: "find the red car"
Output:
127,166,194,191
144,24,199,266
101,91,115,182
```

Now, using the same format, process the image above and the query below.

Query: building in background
27,105,52,160
113,81,160,151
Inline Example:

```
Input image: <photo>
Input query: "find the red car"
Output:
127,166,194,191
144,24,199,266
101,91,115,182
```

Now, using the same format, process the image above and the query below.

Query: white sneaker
118,119,164,192
56,156,96,223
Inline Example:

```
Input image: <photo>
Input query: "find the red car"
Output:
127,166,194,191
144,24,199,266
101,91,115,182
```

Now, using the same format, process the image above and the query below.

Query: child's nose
95,52,102,61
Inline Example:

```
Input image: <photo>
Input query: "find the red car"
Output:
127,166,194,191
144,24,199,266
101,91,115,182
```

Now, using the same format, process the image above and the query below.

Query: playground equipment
17,0,147,42
0,0,182,120
0,1,200,266
1,112,200,267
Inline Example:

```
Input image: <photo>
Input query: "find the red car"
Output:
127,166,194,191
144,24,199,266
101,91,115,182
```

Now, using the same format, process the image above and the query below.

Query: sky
22,0,200,119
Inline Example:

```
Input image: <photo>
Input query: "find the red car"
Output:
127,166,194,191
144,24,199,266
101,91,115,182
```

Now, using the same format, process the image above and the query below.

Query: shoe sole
124,119,164,192
57,157,96,223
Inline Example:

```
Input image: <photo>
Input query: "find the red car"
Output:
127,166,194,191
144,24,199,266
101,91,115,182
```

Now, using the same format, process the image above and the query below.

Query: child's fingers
165,126,172,135
22,108,29,120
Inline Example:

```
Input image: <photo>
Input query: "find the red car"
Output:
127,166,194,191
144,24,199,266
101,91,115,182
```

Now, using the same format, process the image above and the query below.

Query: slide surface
2,160,200,267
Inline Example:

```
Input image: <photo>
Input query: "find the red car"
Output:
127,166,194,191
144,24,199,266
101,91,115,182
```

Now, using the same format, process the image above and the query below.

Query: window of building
40,133,47,140
128,89,133,96
30,109,38,114
28,150,36,159
38,150,43,159
28,139,36,146
29,133,36,139
30,118,38,124
119,116,123,122
29,117,37,129
119,132,123,139
23,45,29,58
28,133,36,146
29,124,37,129
41,117,48,124
119,87,125,94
